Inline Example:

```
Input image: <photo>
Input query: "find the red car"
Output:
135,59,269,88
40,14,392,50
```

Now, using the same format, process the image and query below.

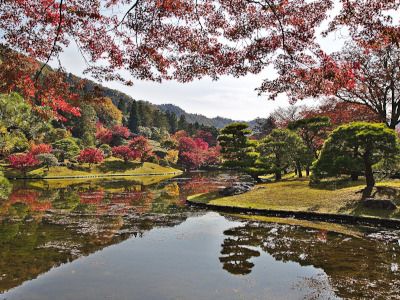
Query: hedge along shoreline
186,199,400,229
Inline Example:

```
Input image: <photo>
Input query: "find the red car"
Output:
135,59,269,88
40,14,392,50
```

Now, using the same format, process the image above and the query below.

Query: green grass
188,174,400,220
2,157,181,179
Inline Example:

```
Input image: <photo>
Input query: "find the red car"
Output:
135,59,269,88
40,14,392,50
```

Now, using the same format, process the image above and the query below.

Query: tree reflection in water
219,218,400,298
0,172,242,294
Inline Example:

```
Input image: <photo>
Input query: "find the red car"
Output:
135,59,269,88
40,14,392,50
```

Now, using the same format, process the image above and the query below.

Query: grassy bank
188,174,400,220
2,157,182,179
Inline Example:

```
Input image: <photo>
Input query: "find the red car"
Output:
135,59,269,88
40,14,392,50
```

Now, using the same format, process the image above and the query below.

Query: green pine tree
128,100,141,133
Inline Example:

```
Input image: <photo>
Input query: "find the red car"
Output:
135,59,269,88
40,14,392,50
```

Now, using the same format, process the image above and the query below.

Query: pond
1,172,400,299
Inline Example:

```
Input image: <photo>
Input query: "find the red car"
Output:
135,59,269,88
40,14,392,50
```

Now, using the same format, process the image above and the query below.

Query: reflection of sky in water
2,213,337,300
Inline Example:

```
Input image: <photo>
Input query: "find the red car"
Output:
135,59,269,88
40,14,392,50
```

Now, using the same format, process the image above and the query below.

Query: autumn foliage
29,143,52,156
77,148,104,167
129,137,153,161
112,146,140,164
7,153,40,177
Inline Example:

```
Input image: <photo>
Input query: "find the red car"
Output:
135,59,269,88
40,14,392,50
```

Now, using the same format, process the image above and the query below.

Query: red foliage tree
129,137,153,161
303,98,381,128
112,145,140,164
29,143,52,156
179,152,204,170
8,153,40,178
194,138,209,151
205,146,222,165
195,130,216,147
110,125,130,138
77,148,104,168
96,129,113,145
171,130,188,141
178,137,197,153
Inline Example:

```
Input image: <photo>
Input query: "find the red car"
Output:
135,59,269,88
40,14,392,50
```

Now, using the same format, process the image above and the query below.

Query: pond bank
186,199,400,228
187,175,400,227
3,160,182,180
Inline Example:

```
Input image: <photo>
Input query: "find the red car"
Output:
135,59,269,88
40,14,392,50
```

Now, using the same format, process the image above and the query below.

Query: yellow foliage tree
91,97,122,126
165,149,179,164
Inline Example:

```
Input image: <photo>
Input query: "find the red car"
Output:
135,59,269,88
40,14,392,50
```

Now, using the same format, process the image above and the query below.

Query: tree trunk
275,170,282,181
350,173,358,181
294,168,298,175
364,159,375,187
305,166,310,177
296,161,303,178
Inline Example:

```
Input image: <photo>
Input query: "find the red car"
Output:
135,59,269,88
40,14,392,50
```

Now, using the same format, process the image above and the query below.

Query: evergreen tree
117,98,127,115
312,122,399,187
178,114,188,131
218,123,273,182
166,111,178,134
128,100,141,133
187,123,196,136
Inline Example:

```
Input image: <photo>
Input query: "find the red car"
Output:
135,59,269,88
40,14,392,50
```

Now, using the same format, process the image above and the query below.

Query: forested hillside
156,104,257,129
68,73,257,129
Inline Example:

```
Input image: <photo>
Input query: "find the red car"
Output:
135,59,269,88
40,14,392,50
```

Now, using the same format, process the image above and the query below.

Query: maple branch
107,0,140,32
246,0,292,59
195,0,204,31
35,0,63,81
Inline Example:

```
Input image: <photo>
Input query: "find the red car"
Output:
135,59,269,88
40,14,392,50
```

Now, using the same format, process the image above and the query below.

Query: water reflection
0,172,236,294
219,216,400,298
1,172,400,299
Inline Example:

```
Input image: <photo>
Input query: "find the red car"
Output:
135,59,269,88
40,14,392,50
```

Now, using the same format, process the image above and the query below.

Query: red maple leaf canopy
1,0,399,123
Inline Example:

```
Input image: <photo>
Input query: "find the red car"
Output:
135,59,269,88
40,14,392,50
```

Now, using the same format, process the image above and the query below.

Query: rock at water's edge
364,198,397,210
220,182,255,197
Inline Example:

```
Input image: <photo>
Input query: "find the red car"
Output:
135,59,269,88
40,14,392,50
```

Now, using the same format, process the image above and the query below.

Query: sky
50,3,347,122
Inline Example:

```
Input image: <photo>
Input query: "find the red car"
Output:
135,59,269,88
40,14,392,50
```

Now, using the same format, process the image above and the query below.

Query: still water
1,172,400,299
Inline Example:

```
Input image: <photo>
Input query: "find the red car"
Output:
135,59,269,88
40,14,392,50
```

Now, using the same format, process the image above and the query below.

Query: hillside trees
128,100,141,133
312,123,399,187
90,97,122,127
0,93,51,155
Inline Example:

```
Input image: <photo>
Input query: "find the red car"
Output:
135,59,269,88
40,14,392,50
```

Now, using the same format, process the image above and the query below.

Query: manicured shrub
36,153,58,170
147,155,159,165
99,144,111,157
159,158,169,167
52,139,80,159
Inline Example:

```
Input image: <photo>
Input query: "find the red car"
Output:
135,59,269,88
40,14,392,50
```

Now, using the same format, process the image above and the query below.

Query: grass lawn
188,173,400,220
2,157,181,179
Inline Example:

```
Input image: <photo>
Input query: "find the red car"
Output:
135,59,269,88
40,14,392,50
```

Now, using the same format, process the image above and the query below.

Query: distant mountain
67,74,258,129
156,103,257,129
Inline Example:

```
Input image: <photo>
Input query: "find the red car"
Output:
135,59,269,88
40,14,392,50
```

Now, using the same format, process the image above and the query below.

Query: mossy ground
188,173,400,220
1,157,181,179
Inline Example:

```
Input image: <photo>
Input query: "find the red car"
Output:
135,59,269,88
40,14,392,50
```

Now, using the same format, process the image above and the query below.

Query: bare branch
35,0,63,80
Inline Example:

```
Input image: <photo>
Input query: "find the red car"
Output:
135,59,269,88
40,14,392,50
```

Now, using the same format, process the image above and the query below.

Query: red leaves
96,129,113,145
110,125,130,138
29,143,52,156
129,136,153,161
112,145,140,164
8,153,40,176
77,148,104,166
